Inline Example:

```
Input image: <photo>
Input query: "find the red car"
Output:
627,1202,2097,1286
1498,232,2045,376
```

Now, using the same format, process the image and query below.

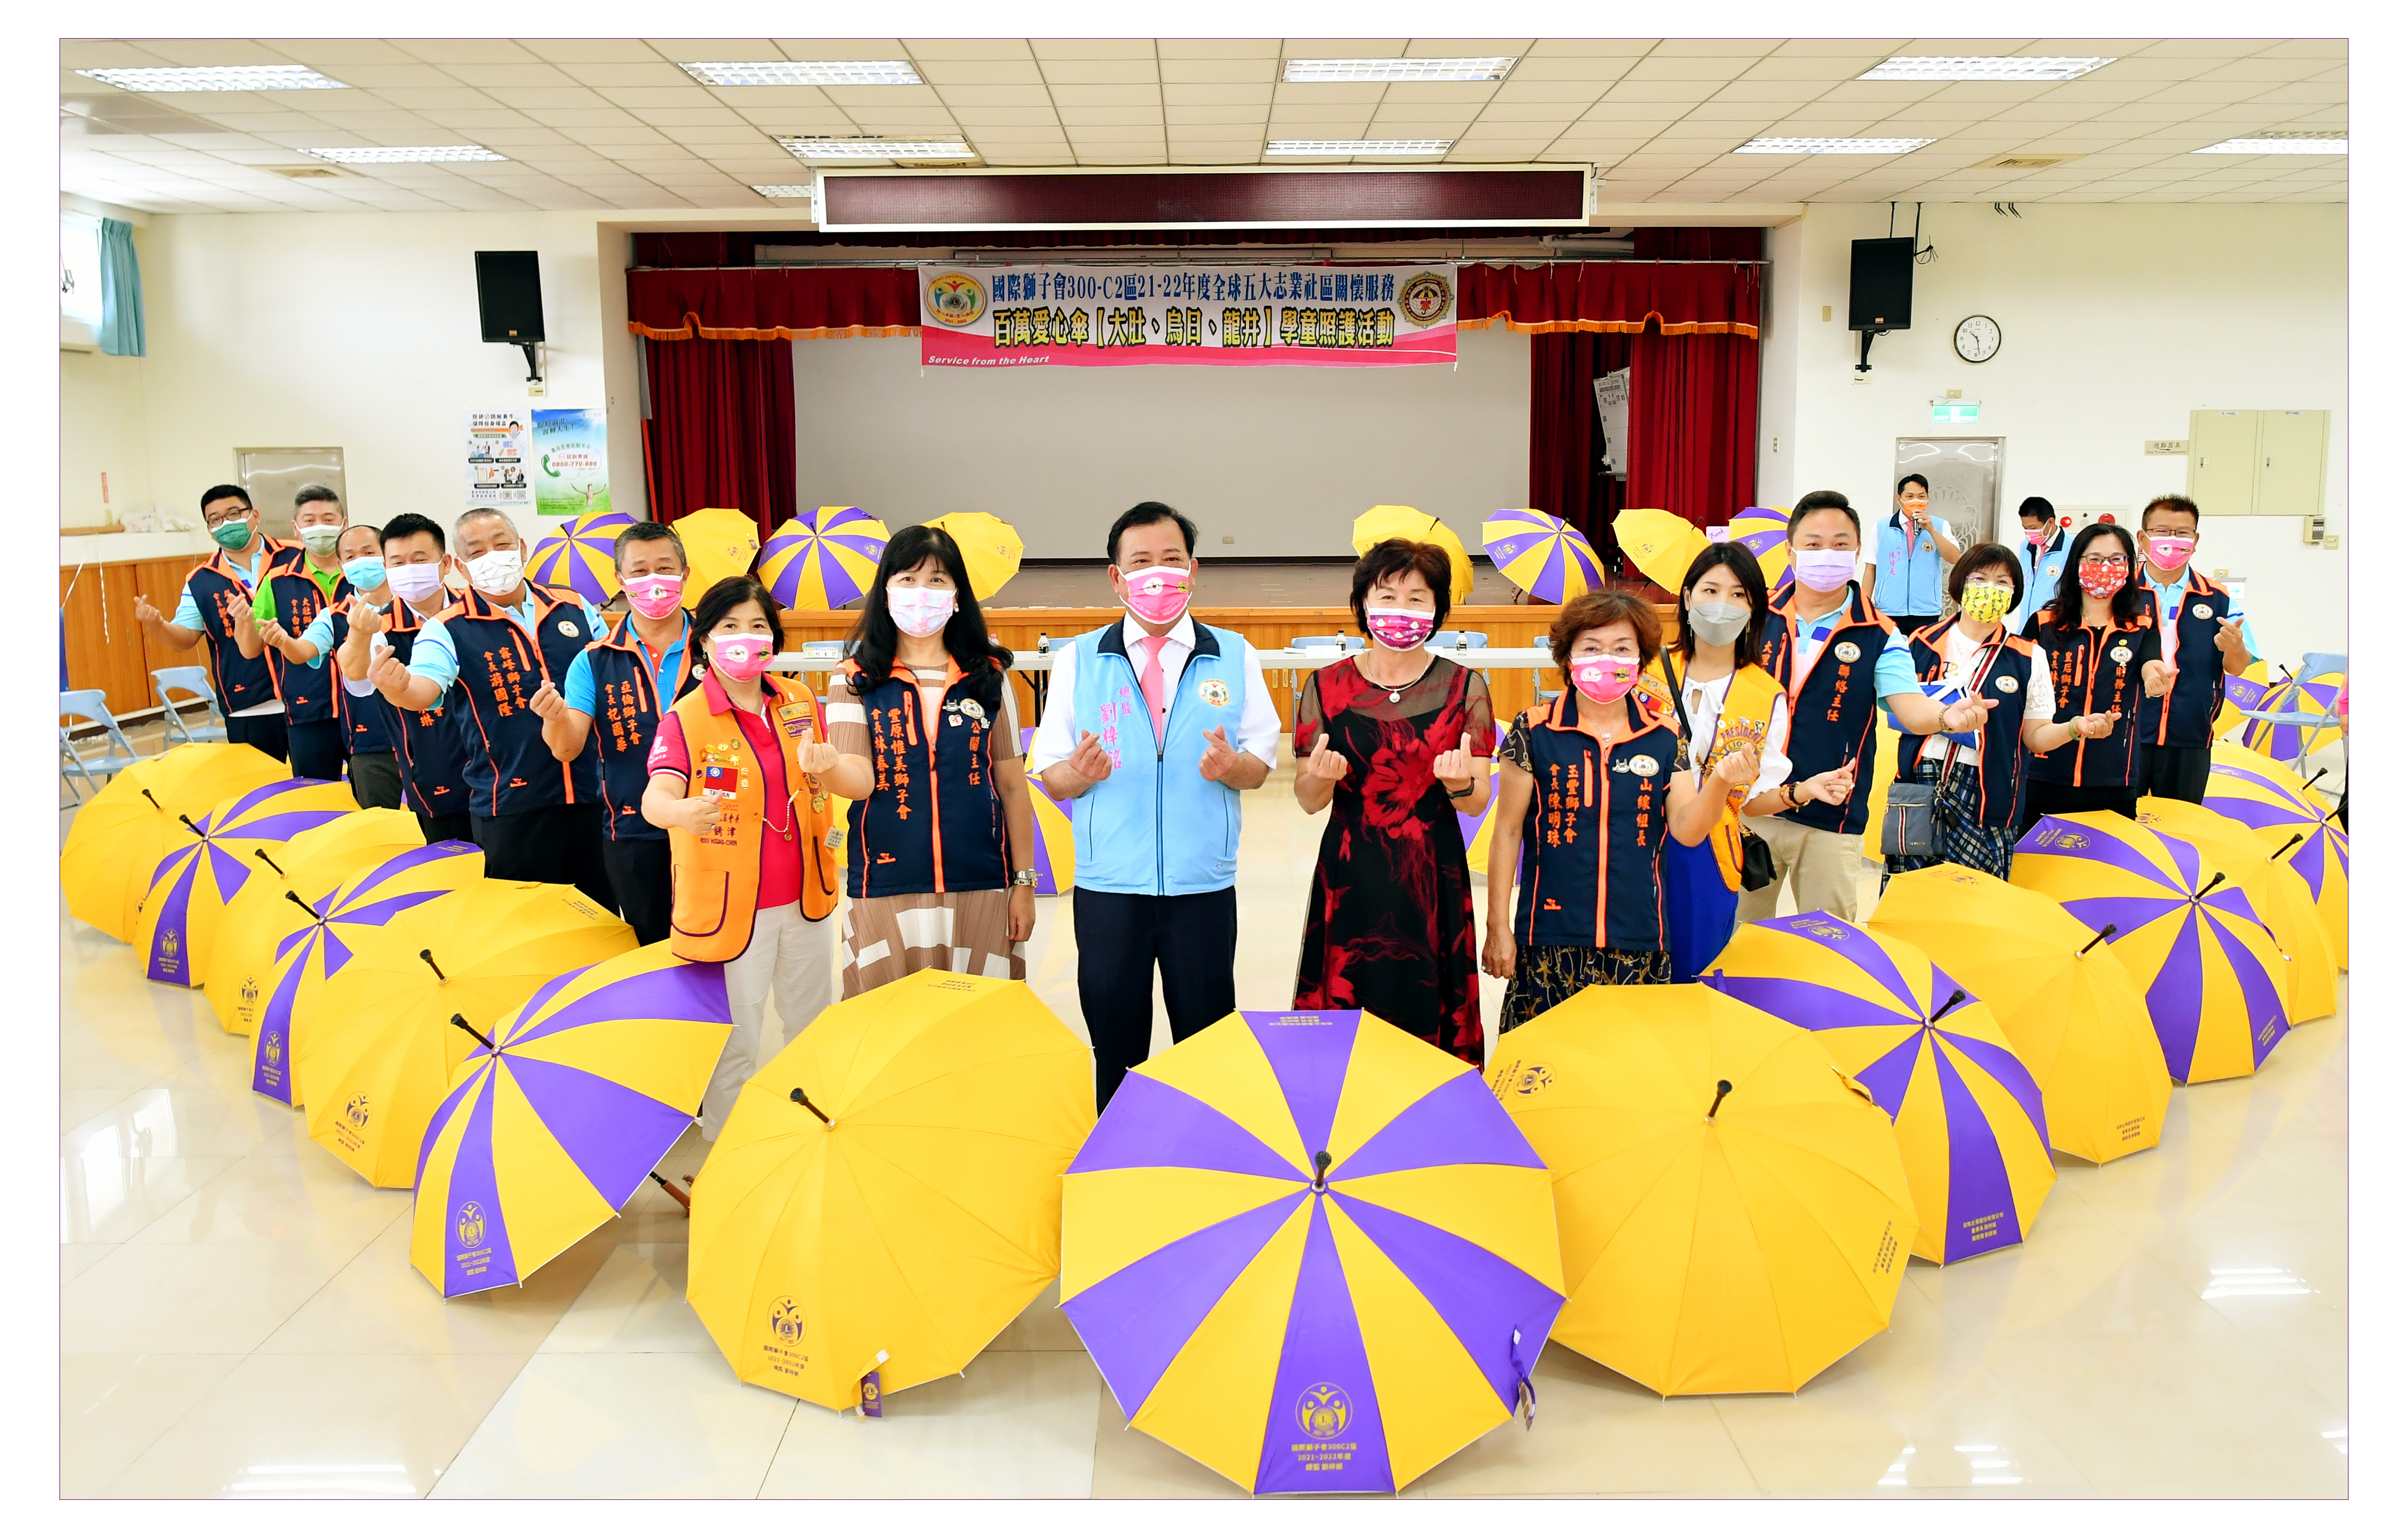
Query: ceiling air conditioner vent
269,165,346,179
1977,152,2077,170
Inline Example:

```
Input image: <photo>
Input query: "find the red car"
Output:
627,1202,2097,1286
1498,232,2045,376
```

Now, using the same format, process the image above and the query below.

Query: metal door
1893,437,2003,550
234,447,347,542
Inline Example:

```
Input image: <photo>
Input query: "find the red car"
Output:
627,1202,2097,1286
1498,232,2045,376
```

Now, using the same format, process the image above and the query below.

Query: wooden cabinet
60,555,210,716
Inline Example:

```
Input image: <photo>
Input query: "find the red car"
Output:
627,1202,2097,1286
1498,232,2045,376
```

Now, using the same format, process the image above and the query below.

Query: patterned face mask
1362,606,1435,650
2077,555,2129,599
1958,580,2015,625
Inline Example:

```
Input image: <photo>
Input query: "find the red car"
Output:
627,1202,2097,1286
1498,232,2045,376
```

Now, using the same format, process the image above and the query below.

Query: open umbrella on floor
135,778,359,988
412,942,732,1296
926,510,1025,601
2213,659,2273,739
1870,866,2169,1165
206,808,424,1035
1061,1009,1562,1495
2136,798,2338,1025
1352,506,1472,604
1012,727,1076,895
687,972,1092,1409
1480,508,1603,604
1705,913,2055,1264
2012,812,2288,1084
2207,744,2348,969
1486,984,1914,1394
1610,508,1708,597
61,741,287,942
756,506,891,610
1726,506,1792,588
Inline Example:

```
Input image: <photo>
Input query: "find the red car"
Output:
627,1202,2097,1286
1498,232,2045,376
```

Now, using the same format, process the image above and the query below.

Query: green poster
531,407,611,519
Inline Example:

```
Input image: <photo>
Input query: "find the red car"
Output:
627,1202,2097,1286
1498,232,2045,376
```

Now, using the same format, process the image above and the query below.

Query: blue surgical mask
343,557,387,591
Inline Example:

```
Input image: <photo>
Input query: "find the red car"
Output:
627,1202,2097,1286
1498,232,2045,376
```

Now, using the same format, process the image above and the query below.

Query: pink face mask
1120,565,1192,626
2145,533,2197,570
622,573,683,620
1569,655,1640,704
1363,606,1434,650
711,634,775,683
2023,525,2052,547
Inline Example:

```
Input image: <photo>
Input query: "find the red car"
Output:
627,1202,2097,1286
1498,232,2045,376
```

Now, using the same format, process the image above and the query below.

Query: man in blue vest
261,521,407,809
1031,502,1281,1109
2133,493,2258,803
1870,473,1962,634
364,508,614,909
2009,495,2071,633
335,513,476,840
133,484,299,763
236,484,351,780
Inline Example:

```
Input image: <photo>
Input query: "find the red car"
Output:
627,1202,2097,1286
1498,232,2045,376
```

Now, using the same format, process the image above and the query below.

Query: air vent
269,165,346,179
1977,152,2078,170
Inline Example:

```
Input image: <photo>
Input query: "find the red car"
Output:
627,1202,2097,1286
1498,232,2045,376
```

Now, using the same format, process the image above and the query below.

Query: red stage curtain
643,336,797,540
1527,331,1632,550
1460,262,1761,337
627,267,919,340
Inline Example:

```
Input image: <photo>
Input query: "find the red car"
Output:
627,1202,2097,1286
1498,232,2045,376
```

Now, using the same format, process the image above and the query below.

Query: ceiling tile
1160,58,1277,84
1503,57,1635,82
1057,106,1165,127
934,84,1055,108
1378,81,1507,105
898,40,1036,61
919,60,1046,85
1271,82,1386,105
820,85,945,108
394,40,547,65
1048,85,1163,107
953,106,1071,127
1157,38,1282,58
1034,39,1161,60
625,107,754,129
1167,104,1272,126
1601,80,1719,104
1165,84,1274,107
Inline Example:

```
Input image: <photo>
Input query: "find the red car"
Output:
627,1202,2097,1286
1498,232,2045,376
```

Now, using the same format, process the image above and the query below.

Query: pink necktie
1137,635,1170,742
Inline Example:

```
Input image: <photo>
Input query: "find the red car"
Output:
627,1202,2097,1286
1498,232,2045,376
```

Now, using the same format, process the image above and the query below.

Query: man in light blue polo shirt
1870,473,1962,632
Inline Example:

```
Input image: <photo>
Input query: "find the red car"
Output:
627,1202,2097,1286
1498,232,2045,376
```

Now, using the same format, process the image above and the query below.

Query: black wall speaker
1848,237,1915,331
475,251,545,342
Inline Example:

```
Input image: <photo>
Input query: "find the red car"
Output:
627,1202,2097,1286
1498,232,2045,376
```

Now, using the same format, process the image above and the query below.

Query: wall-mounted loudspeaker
474,251,545,342
1847,237,1915,332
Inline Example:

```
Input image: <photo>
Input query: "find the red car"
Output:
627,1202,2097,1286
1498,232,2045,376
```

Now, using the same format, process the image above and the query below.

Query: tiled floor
58,762,2347,1499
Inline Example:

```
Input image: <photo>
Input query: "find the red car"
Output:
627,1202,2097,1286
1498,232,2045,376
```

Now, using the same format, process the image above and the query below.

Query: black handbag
1664,654,1777,892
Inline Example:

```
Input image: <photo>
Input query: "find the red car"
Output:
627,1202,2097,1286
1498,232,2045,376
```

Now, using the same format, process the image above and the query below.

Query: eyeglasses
2079,554,2129,570
201,508,253,528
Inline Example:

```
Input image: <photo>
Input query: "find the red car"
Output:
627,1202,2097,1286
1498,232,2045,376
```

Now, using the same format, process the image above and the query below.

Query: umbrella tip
1311,1149,1332,1191
789,1087,832,1125
1707,1080,1734,1121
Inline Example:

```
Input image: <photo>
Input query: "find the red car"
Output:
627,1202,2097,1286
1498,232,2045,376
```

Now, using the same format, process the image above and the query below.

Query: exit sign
1930,400,1982,424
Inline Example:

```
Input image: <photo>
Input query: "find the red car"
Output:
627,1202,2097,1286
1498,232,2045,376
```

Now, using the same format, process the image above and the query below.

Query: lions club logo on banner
1398,271,1454,328
769,1295,807,1345
1296,1382,1353,1440
456,1201,487,1249
924,271,987,328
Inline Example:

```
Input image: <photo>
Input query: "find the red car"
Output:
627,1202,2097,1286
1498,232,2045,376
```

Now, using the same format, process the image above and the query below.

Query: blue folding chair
2237,654,2347,773
1287,633,1365,717
1430,630,1490,650
60,690,144,803
1528,631,1564,705
153,666,229,746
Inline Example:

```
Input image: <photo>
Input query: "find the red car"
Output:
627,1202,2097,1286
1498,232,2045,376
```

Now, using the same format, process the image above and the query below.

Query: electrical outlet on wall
1221,535,1235,545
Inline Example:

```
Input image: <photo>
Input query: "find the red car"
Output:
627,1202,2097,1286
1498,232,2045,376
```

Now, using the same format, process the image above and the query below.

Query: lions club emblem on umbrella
456,1201,487,1248
344,1094,371,1130
925,271,987,328
1514,1063,1555,1096
769,1295,806,1345
1296,1383,1352,1440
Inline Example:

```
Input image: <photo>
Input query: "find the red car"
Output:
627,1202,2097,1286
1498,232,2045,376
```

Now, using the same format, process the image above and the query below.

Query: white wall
789,325,1532,560
1756,201,2347,658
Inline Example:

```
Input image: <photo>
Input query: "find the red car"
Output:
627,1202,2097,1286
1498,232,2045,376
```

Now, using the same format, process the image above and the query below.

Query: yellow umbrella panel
1611,508,1709,596
756,506,891,610
924,511,1025,601
688,972,1094,1410
1352,506,1472,605
675,507,764,607
207,808,424,1035
61,741,288,942
2136,798,2337,1024
1870,865,2169,1165
135,778,360,988
1488,984,1914,1395
2207,743,2348,969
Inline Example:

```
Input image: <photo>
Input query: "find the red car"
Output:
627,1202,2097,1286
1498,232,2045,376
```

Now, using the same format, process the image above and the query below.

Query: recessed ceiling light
76,64,349,92
682,61,921,87
304,145,506,163
776,137,975,160
1736,137,1936,155
2196,133,2347,155
752,185,815,198
1859,56,2115,81
1266,139,1452,156
1283,57,1515,82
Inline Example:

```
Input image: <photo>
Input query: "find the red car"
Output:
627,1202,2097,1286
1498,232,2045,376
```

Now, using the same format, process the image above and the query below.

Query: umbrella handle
1310,1149,1332,1191
2197,871,2228,901
449,1012,495,1051
420,949,447,982
2269,833,2305,861
789,1087,832,1124
140,788,162,809
647,1171,691,1213
1705,1080,1734,1120
1927,988,1970,1025
253,847,287,878
283,889,324,924
1510,1327,1537,1430
2079,924,2120,956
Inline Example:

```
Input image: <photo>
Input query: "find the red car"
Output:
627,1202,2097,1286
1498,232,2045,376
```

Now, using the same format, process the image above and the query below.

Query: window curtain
642,336,797,541
98,218,145,357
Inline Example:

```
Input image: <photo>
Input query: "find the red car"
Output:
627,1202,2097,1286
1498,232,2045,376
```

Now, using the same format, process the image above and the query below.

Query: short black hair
1896,474,1930,495
613,519,685,571
1674,541,1770,661
1349,538,1454,636
294,482,342,510
200,483,250,512
693,574,785,653
2050,522,2152,626
1788,492,1860,539
337,523,383,556
2018,496,2055,523
2142,494,2202,530
380,511,447,553
1949,541,2023,612
1106,501,1198,565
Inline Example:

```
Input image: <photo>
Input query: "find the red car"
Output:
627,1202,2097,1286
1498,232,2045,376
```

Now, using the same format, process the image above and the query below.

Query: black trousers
2020,779,2140,839
472,802,614,912
1889,614,1940,637
227,711,289,765
1074,885,1239,1112
418,812,475,845
287,719,346,783
346,750,405,810
2138,743,2212,805
602,835,674,947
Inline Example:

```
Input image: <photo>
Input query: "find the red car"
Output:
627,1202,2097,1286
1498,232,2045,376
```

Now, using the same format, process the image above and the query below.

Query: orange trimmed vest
664,674,839,963
1643,654,1783,893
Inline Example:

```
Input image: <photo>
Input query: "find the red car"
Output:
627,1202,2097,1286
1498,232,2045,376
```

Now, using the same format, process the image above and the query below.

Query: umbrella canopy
2012,812,2289,1084
2136,798,2338,1024
207,809,424,1035
687,972,1092,1409
1727,506,1792,588
756,505,891,610
135,778,359,988
248,839,484,1109
2213,658,2272,739
1453,720,1509,874
1480,508,1603,604
1351,506,1473,604
2206,743,2348,967
1869,866,2169,1165
1012,726,1075,894
1704,913,2054,1263
291,877,634,1117
1487,984,1914,1394
2238,666,2345,763
1611,508,1709,595
412,942,733,1296
925,510,1025,600
525,511,631,606
61,742,287,942
673,507,765,607
1061,1009,1562,1495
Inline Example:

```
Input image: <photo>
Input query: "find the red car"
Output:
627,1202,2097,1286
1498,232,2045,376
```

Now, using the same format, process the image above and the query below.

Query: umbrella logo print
456,1202,487,1248
263,1032,283,1068
769,1295,806,1345
1514,1064,1556,1096
343,1093,371,1130
238,975,259,1021
1296,1383,1353,1440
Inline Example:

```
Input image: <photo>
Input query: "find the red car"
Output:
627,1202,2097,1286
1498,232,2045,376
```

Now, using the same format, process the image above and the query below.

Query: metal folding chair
2236,657,2348,774
60,690,144,803
153,666,230,746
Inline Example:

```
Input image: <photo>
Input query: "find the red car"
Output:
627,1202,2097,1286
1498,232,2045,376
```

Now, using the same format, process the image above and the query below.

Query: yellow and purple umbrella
526,510,633,606
1726,505,1792,587
2135,798,2338,1025
1705,913,2055,1264
2206,744,2347,967
412,942,732,1297
1479,508,1603,604
1453,721,1508,875
206,808,424,1035
135,778,359,988
1014,726,1075,894
2012,812,2289,1084
926,510,1024,600
1352,506,1472,605
1610,507,1708,596
61,741,288,943
2238,665,2345,764
2213,659,2273,739
756,506,891,610
1062,1009,1563,1495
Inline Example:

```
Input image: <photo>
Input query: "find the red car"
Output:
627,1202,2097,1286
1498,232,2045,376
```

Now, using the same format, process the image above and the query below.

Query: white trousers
698,901,835,1140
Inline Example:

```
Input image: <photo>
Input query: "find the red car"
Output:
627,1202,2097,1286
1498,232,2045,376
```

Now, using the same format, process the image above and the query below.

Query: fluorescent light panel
752,185,815,198
305,145,506,163
777,138,974,160
2197,134,2347,154
1283,57,1515,82
1860,56,2114,81
1736,137,1935,154
1266,139,1452,155
77,64,348,91
682,60,921,87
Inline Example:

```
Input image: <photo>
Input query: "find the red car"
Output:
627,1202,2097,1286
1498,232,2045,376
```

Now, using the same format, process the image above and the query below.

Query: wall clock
1953,314,2002,363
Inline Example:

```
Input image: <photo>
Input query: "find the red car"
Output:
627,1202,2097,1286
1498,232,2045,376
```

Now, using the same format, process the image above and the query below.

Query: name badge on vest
774,702,816,741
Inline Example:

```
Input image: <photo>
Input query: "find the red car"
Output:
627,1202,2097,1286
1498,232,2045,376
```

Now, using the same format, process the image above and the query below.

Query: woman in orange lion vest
643,575,838,1141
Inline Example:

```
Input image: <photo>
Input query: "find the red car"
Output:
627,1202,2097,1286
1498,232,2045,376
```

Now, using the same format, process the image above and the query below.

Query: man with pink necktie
1034,502,1282,1109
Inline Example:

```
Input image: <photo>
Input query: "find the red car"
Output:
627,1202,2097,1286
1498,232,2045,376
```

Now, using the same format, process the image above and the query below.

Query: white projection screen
791,327,1531,560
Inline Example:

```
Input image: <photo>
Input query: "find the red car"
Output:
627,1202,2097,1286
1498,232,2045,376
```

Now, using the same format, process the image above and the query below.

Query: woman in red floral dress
1292,539,1494,1063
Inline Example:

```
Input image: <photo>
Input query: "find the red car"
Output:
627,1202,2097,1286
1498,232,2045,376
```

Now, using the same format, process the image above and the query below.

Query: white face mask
887,584,957,638
466,548,524,596
386,563,446,604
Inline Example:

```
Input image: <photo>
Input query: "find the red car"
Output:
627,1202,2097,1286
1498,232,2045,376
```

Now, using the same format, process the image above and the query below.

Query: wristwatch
1012,869,1039,888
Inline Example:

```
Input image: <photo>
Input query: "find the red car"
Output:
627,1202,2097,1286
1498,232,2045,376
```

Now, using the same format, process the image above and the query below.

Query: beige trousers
1734,814,1864,925
698,901,835,1140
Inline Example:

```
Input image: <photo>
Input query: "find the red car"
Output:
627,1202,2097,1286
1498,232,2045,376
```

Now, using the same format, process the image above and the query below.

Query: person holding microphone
1871,474,1962,634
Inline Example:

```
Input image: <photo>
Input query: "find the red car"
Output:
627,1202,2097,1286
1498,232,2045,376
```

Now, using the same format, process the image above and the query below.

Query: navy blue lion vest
841,658,1012,900
1893,621,2039,829
441,584,603,817
1512,690,1681,953
579,613,701,840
